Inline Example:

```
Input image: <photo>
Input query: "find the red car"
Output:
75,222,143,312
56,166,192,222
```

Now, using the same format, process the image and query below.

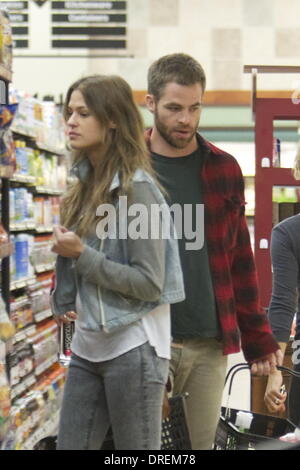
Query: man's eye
168,106,180,111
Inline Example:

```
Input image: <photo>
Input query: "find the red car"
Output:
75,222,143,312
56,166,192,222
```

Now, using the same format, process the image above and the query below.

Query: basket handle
223,362,300,420
277,365,300,378
225,362,300,386
224,362,249,386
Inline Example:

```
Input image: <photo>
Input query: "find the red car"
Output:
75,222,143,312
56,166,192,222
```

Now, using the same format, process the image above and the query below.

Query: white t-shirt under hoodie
71,294,171,362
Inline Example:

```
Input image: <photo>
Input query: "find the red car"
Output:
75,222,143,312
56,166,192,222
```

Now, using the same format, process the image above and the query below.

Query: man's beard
154,111,198,150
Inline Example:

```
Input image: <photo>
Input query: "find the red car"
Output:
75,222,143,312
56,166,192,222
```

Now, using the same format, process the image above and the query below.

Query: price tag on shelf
24,374,36,388
13,330,26,343
36,264,46,273
35,309,52,323
21,411,59,450
35,355,57,376
10,276,37,291
26,222,36,230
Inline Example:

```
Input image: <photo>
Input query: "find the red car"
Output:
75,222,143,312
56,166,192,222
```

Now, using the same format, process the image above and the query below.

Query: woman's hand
52,225,84,258
54,310,77,326
264,370,287,414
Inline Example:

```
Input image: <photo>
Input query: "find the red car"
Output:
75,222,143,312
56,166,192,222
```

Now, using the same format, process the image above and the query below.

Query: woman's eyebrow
67,105,89,111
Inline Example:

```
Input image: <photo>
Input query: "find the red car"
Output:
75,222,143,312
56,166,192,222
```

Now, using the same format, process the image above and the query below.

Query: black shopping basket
214,363,300,450
34,393,191,450
161,393,192,450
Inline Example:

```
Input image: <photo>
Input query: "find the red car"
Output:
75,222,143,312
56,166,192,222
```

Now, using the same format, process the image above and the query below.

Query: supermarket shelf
11,127,65,156
10,276,37,291
0,64,12,82
35,354,58,377
11,174,36,185
20,410,59,450
11,373,36,400
11,127,35,140
35,225,54,234
35,186,64,195
34,308,53,323
10,175,65,195
34,263,55,274
0,165,15,178
0,242,14,259
10,222,36,232
13,324,37,345
10,224,54,233
36,142,65,157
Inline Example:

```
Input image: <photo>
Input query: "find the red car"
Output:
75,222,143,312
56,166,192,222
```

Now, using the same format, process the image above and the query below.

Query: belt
171,338,184,349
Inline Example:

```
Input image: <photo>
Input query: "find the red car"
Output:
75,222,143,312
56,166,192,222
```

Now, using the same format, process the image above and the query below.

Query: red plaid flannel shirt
146,130,278,362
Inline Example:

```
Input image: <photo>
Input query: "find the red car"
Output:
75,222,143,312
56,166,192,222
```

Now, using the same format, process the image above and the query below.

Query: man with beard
145,53,282,450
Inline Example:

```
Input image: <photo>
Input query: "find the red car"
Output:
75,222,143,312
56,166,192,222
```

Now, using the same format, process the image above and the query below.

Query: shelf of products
0,12,69,448
254,98,300,307
1,365,66,450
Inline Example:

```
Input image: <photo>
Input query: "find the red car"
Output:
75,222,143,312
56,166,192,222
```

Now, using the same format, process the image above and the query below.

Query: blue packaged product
20,188,28,222
9,189,15,223
22,147,29,175
10,235,16,281
15,235,29,279
14,188,22,222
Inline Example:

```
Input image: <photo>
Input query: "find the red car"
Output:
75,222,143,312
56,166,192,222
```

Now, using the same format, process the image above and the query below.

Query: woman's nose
67,113,77,126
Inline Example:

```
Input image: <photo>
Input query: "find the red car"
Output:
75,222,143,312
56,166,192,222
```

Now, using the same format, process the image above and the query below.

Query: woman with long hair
51,75,185,450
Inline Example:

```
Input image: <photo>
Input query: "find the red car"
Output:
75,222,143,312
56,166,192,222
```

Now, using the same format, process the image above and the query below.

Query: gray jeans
57,342,169,450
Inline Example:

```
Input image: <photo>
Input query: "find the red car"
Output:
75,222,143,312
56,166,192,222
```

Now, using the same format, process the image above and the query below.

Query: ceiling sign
51,0,127,49
33,0,48,6
0,1,29,48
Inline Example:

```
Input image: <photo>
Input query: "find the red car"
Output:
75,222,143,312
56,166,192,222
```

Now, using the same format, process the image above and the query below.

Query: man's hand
250,349,283,376
52,225,84,258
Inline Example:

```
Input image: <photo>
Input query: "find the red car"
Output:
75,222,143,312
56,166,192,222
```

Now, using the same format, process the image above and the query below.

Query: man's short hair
147,53,206,100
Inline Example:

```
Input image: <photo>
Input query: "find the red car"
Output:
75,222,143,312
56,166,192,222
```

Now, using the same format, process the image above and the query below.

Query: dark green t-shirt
152,148,220,339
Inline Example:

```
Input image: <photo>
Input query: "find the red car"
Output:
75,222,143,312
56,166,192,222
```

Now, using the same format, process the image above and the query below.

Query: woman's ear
109,121,117,129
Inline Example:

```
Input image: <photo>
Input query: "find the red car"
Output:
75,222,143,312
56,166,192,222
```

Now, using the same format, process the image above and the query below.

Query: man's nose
177,110,190,124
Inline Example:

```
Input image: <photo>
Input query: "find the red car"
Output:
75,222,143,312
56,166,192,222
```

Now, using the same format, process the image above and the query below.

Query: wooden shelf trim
133,90,297,107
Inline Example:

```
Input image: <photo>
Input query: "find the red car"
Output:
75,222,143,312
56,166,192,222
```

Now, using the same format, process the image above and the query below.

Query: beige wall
11,0,300,99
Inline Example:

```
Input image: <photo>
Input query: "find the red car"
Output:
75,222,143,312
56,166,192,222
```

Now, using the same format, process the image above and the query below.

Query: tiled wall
127,0,300,91
12,0,300,98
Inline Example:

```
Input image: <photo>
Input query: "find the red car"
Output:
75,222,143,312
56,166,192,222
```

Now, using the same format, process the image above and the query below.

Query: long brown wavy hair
60,75,156,237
